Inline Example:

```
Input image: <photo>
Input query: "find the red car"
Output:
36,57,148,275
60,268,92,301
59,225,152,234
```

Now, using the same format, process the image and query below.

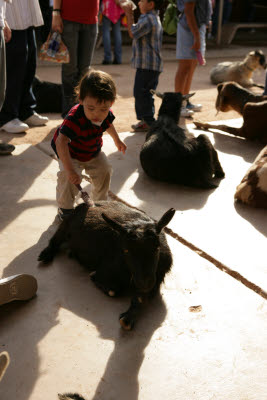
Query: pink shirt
102,0,124,24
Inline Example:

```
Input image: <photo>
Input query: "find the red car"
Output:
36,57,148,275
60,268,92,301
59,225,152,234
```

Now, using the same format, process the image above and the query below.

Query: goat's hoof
38,248,54,264
215,170,225,179
119,313,133,330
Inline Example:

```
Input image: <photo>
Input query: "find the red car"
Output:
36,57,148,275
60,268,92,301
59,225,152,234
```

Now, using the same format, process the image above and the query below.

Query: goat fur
194,82,267,144
214,81,267,115
210,50,266,89
139,92,225,189
235,145,267,209
58,394,86,400
38,201,175,330
33,76,62,113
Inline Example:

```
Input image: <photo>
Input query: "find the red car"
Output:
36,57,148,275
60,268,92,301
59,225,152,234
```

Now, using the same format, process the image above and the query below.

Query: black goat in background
140,91,225,189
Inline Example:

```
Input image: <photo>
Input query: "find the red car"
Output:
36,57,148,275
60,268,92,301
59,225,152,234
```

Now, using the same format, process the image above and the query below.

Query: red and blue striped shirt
51,104,115,162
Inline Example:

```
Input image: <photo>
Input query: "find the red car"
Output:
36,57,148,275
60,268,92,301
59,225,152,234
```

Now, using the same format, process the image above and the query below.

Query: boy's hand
121,3,133,13
67,170,82,185
115,139,127,154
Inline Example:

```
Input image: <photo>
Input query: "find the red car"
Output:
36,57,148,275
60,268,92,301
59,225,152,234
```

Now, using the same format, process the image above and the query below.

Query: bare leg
175,59,198,94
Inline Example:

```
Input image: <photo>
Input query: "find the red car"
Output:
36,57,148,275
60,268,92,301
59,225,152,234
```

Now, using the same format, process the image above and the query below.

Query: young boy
123,0,163,131
51,69,127,221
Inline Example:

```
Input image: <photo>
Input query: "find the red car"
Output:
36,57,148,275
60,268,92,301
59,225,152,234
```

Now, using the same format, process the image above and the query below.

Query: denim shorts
176,23,206,60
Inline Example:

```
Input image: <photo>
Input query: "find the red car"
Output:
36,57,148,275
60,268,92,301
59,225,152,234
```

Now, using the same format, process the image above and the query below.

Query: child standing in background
51,69,127,221
101,0,125,65
123,0,164,132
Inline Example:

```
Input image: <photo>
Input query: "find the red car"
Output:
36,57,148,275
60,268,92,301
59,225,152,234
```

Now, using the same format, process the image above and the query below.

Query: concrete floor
0,44,267,400
0,124,266,399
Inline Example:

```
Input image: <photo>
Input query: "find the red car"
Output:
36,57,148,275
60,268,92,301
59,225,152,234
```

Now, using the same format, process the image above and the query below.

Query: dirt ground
1,43,266,146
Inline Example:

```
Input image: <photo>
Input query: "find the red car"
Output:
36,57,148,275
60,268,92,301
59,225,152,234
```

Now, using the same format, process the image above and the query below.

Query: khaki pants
56,151,112,209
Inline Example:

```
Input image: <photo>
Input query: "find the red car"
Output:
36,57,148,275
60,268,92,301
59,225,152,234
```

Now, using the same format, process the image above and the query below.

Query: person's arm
184,1,200,51
52,0,63,33
122,3,134,38
3,20,11,42
106,124,127,154
56,134,81,184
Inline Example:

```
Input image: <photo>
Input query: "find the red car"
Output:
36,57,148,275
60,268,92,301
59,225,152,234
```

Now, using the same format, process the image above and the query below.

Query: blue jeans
134,68,160,125
61,20,98,116
0,27,37,125
102,15,122,63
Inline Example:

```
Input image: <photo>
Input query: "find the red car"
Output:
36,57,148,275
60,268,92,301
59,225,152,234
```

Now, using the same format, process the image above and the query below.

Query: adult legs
19,27,37,121
0,29,6,111
102,16,112,63
263,71,267,95
61,20,80,117
112,19,122,63
0,29,33,125
134,68,160,126
62,21,98,116
175,59,197,94
78,23,98,78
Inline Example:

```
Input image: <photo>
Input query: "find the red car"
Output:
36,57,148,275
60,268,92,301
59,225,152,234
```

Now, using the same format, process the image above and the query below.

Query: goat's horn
183,92,195,100
150,90,163,98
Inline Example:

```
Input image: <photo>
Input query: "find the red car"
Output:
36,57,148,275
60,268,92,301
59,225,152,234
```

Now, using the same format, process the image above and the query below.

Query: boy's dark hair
76,69,116,103
149,0,164,10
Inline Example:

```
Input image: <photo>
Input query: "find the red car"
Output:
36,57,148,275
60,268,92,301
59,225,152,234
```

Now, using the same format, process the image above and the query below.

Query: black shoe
112,59,121,65
102,60,112,65
0,142,15,155
57,208,74,222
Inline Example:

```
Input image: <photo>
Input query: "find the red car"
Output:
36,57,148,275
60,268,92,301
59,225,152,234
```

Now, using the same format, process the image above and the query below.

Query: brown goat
235,145,267,209
194,82,267,144
210,50,266,89
214,81,267,115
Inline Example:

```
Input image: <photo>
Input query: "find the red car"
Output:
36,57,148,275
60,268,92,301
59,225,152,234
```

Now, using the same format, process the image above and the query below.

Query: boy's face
138,0,155,14
80,96,113,124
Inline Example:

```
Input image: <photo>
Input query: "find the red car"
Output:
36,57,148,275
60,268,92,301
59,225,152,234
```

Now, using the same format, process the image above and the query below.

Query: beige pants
56,151,113,209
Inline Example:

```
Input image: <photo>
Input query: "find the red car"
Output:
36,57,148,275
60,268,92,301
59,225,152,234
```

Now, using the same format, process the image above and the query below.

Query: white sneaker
1,118,29,133
24,111,48,126
180,107,194,118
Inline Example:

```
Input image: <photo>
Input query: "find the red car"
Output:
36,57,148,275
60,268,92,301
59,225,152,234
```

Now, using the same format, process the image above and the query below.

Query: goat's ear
156,208,175,233
183,92,195,101
101,213,127,235
150,89,164,98
217,83,223,93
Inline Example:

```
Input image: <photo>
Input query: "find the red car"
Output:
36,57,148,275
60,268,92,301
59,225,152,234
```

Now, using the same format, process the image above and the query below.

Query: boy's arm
56,134,81,184
106,124,127,154
124,5,134,38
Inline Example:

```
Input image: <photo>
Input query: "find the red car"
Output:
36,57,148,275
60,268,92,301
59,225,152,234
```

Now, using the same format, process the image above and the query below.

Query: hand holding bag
39,32,70,64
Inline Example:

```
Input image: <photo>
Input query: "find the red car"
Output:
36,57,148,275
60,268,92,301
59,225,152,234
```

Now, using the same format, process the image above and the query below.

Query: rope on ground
108,191,267,301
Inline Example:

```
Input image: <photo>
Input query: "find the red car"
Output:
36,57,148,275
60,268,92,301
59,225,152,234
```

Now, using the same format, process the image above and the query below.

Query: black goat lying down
38,201,175,330
140,91,225,189
32,76,62,113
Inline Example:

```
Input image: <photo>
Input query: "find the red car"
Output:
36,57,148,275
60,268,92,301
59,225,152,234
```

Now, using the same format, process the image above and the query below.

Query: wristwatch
52,9,61,16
